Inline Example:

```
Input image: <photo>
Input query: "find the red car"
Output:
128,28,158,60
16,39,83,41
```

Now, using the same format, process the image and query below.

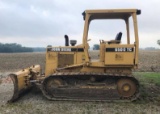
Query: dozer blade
8,65,41,102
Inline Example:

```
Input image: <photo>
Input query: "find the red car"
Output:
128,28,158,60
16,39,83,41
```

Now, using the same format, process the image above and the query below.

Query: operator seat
115,32,122,41
108,32,122,44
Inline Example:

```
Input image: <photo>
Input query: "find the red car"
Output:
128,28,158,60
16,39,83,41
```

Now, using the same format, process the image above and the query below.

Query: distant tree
157,40,160,46
93,44,100,50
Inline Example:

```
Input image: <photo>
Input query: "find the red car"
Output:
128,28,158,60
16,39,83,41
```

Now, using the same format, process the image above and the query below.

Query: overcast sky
0,0,160,48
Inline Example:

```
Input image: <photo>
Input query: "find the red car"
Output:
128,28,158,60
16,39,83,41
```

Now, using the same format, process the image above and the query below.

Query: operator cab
82,9,140,66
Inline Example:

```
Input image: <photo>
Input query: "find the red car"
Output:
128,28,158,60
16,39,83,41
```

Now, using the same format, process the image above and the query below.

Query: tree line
0,43,33,53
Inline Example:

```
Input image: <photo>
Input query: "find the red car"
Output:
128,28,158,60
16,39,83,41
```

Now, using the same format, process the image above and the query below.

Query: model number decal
106,48,134,52
115,48,133,52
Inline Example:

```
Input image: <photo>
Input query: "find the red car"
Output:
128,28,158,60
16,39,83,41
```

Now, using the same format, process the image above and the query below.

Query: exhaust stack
64,35,69,46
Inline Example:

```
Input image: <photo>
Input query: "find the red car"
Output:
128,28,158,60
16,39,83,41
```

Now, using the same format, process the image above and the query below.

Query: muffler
8,65,41,102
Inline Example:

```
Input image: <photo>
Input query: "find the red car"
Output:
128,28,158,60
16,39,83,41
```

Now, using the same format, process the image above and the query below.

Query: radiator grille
58,54,74,68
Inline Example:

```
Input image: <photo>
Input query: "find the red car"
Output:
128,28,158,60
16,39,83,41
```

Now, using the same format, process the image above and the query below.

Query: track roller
117,78,137,98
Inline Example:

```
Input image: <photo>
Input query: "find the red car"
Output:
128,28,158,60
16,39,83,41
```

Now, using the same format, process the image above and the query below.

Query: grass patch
134,72,160,86
133,72,160,103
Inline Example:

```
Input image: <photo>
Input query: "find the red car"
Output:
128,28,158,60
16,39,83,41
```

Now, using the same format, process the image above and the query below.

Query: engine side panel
45,46,85,76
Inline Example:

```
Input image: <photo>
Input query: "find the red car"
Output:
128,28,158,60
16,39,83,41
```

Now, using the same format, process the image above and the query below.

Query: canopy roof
83,9,141,20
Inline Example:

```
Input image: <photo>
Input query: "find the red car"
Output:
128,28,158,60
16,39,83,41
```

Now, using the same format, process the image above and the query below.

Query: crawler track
41,72,139,101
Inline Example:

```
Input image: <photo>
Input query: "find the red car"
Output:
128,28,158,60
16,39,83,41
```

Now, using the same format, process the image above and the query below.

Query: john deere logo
115,54,123,60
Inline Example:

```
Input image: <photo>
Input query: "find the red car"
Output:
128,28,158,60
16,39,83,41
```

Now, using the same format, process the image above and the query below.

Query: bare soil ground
0,50,160,114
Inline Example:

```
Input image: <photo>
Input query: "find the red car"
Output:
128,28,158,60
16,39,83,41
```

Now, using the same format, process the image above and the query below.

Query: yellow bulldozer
8,9,141,102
